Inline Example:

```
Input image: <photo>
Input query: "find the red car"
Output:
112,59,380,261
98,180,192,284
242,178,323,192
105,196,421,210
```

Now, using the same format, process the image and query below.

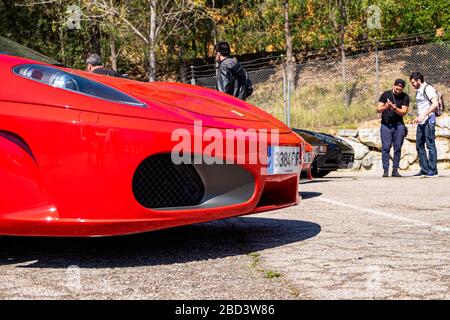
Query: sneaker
392,170,402,177
425,173,439,178
383,169,389,178
413,171,426,177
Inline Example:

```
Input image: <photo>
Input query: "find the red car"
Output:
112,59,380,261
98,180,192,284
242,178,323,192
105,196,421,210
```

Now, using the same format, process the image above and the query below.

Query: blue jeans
381,123,406,170
416,121,438,175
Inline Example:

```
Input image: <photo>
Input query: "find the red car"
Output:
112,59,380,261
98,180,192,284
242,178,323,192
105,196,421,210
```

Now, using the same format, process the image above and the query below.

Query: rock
405,163,420,173
436,117,450,129
389,139,418,164
399,157,410,170
340,137,369,160
437,161,450,171
351,160,363,171
361,151,383,171
358,128,382,150
344,136,360,143
337,129,358,138
436,139,450,161
436,127,450,138
405,125,416,141
405,141,418,165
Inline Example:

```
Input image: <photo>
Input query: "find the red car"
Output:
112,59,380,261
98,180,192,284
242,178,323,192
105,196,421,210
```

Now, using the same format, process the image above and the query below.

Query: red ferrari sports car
0,37,310,237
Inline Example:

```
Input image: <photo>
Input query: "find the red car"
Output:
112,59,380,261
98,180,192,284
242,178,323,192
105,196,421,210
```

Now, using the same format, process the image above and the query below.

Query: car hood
292,129,323,146
319,133,353,152
70,70,291,132
293,129,354,152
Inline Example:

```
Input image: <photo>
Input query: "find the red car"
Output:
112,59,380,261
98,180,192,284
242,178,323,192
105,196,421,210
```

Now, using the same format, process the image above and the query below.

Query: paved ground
1,170,449,299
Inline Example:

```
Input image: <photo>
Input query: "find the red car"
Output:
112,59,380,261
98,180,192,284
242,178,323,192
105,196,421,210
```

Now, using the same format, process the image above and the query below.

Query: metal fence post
190,65,196,85
283,55,292,128
375,41,380,102
281,55,287,125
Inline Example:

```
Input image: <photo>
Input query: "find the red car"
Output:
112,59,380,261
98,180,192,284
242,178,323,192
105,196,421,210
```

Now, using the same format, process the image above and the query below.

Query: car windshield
0,36,61,65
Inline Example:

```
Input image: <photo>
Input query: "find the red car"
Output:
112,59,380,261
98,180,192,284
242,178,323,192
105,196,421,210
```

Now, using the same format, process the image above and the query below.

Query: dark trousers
416,121,438,175
380,123,406,170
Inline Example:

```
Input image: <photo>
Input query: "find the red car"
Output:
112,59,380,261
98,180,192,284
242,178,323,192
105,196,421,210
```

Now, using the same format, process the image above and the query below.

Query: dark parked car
293,129,355,178
293,130,327,178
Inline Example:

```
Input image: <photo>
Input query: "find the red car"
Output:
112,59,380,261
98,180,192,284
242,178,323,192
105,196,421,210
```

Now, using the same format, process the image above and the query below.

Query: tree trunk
148,0,157,82
59,0,65,65
109,0,117,72
283,0,293,126
91,23,102,56
109,34,117,72
283,0,294,89
212,0,217,44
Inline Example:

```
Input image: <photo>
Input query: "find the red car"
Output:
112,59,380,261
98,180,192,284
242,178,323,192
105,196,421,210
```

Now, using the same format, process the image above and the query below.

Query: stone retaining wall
337,117,450,172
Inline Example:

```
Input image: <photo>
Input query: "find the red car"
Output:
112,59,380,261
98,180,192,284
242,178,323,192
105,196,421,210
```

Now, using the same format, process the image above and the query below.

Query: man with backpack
410,71,443,177
214,41,253,101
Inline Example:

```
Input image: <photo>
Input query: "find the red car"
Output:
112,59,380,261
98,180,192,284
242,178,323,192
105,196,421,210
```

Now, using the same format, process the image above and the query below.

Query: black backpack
243,69,253,98
226,58,253,100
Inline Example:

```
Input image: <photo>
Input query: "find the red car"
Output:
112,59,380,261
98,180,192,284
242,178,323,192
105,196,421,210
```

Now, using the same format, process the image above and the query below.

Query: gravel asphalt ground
1,170,449,299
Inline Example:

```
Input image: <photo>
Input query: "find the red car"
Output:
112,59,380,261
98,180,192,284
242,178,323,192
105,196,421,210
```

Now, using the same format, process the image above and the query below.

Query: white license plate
267,146,301,175
303,152,314,164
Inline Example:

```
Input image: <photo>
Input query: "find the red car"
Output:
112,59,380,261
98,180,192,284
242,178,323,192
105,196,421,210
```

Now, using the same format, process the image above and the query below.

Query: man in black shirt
86,53,120,77
377,79,410,177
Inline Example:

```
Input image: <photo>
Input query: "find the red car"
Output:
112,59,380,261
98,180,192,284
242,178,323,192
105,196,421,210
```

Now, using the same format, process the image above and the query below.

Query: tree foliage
1,0,448,80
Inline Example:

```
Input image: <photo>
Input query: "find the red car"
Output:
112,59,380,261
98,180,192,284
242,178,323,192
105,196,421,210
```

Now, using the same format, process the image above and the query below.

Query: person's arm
217,66,232,94
394,94,409,117
377,101,389,113
377,92,389,113
423,96,439,117
394,104,409,116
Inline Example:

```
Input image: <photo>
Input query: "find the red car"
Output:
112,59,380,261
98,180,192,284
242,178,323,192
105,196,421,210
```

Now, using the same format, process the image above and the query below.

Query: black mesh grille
342,153,354,164
132,154,205,208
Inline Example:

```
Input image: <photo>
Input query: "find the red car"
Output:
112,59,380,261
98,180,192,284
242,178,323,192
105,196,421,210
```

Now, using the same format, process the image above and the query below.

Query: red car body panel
302,142,314,180
0,54,304,237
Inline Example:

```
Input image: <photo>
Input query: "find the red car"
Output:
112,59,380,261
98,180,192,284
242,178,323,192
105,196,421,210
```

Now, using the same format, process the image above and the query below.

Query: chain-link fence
184,41,450,131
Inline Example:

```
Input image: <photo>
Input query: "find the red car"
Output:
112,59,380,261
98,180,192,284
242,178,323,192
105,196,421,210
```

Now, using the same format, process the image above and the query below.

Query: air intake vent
133,154,205,209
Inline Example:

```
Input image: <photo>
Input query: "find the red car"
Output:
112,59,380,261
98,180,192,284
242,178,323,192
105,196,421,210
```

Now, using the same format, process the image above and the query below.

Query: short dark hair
394,79,406,87
410,71,424,83
214,41,231,57
86,53,102,66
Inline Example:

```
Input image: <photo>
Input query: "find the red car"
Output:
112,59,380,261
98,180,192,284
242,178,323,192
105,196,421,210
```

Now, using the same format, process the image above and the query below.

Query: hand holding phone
386,99,396,110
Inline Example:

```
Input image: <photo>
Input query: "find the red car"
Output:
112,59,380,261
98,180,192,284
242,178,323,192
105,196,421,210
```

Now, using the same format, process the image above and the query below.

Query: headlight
50,72,80,91
319,144,328,154
313,145,327,155
13,64,145,107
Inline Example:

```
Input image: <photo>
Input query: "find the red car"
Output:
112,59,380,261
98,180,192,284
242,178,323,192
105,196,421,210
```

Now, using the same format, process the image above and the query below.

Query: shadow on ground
300,179,332,184
0,217,320,269
300,192,322,200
